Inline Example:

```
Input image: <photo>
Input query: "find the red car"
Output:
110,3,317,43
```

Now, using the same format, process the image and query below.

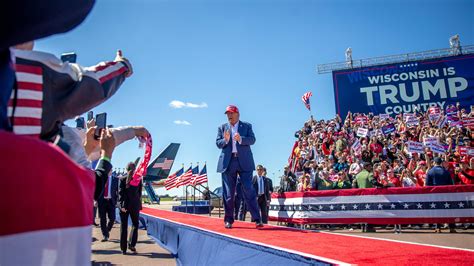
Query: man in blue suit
216,105,262,229
98,170,120,241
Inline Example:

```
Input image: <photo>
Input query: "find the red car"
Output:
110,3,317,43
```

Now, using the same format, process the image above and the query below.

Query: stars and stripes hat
225,105,239,114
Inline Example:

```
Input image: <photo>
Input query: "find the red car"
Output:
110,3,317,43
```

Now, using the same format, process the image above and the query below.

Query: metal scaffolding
317,44,474,74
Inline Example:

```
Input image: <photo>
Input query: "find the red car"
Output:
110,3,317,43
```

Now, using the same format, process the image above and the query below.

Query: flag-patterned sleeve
54,60,129,119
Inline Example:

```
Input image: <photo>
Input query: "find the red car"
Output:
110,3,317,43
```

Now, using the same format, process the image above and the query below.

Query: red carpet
142,207,473,265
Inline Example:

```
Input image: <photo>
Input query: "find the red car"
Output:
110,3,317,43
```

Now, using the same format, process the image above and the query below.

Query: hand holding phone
94,113,107,140
60,52,77,63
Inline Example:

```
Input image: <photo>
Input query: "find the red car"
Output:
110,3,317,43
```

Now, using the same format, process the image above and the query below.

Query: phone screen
60,52,77,63
87,111,93,121
75,117,85,129
94,113,107,139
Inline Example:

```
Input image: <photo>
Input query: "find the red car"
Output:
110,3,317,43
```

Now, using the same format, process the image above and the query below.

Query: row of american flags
164,163,208,190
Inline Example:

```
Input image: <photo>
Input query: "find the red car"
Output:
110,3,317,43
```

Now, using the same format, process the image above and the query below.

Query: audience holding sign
286,105,474,193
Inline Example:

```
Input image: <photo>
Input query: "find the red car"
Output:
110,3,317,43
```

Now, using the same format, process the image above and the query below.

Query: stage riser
144,214,331,266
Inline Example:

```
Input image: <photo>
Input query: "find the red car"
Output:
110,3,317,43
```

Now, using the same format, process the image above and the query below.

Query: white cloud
174,120,192,126
169,100,208,109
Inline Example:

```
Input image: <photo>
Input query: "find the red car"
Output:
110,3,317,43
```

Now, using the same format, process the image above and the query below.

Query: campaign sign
332,54,474,116
351,139,361,153
429,113,440,122
430,143,446,154
428,106,440,114
407,141,425,154
357,127,369,138
437,116,447,128
406,117,420,127
379,114,390,120
459,146,468,156
423,136,438,147
355,116,368,124
463,117,474,128
467,148,474,157
382,124,396,135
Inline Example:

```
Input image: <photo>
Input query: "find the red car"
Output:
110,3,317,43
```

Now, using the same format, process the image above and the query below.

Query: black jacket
118,179,142,212
94,159,113,201
97,171,119,205
252,175,273,202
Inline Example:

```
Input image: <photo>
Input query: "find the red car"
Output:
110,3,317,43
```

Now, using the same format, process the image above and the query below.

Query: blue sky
37,0,474,196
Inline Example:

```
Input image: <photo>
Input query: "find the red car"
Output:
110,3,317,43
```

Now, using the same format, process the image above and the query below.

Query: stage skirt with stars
269,185,474,225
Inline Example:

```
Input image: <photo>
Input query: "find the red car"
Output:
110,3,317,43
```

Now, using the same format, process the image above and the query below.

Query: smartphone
107,124,114,129
75,117,85,129
94,112,107,139
60,52,77,63
87,111,93,121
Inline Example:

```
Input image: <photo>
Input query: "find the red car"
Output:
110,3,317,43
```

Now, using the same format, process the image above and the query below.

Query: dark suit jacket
98,172,119,205
216,121,256,173
94,159,113,201
426,166,453,186
252,175,273,202
118,179,142,212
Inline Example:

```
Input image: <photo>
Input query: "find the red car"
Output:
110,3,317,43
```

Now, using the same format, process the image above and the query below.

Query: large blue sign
332,54,474,115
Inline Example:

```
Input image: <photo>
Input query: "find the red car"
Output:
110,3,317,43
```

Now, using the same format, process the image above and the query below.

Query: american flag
152,158,174,170
164,167,184,190
301,91,312,111
192,164,208,186
175,166,193,188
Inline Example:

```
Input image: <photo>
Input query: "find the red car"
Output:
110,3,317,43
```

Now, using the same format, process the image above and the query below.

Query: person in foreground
216,105,262,229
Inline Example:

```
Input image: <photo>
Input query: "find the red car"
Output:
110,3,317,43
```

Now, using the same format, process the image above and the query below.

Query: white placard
423,136,438,148
430,143,446,154
357,127,368,138
407,141,425,154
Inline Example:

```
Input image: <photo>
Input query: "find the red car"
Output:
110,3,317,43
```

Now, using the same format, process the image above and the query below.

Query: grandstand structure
317,44,474,74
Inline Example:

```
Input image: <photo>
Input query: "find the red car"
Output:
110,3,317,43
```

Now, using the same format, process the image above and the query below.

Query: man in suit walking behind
253,165,273,224
216,105,262,229
98,170,119,241
426,157,456,233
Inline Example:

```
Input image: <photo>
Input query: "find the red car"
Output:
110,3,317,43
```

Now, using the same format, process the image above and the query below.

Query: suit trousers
222,157,261,224
98,199,116,238
119,209,139,252
257,195,268,224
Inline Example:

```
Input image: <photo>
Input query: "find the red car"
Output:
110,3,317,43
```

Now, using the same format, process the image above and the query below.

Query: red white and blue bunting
269,185,474,224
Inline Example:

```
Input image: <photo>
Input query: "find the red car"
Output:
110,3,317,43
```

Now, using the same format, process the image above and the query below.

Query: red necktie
104,178,109,198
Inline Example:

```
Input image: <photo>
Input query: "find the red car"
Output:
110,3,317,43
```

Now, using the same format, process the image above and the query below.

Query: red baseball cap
225,105,239,114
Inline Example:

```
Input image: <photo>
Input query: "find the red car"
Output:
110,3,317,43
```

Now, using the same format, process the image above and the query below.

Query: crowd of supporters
280,106,474,192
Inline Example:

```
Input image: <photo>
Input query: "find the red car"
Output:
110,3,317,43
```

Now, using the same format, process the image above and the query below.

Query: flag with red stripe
175,166,193,188
8,64,43,137
193,164,208,186
165,166,184,190
301,91,312,111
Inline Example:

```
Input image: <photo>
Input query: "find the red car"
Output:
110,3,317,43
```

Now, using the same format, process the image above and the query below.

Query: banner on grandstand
269,185,474,225
332,54,474,116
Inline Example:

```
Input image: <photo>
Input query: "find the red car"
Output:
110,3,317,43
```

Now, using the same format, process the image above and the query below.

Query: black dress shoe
101,236,109,242
122,251,127,255
225,222,232,229
129,246,137,253
256,222,264,228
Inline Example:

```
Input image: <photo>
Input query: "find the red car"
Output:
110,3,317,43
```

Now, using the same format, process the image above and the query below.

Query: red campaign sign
355,116,368,124
131,134,153,186
459,146,468,156
428,106,440,114
463,117,474,128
